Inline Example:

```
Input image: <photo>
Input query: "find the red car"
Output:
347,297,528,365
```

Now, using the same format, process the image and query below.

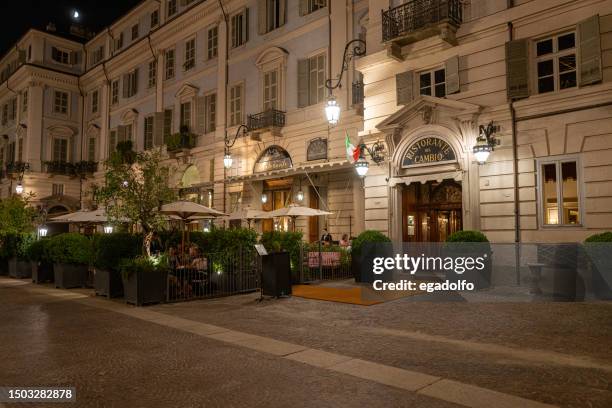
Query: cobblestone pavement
1,277,612,408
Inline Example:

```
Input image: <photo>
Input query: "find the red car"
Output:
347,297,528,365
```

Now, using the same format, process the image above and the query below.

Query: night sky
1,0,142,56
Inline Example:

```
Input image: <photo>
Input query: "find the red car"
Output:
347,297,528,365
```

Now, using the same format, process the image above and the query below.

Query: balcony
73,161,98,176
166,130,196,153
382,0,462,48
5,161,29,176
247,109,286,133
45,161,75,176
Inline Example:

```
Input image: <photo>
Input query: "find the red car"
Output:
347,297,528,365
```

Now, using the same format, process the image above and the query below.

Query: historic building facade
358,0,612,243
0,0,611,244
0,0,367,241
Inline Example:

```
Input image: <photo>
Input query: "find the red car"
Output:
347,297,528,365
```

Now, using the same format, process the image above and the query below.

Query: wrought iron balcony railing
382,0,462,43
166,132,196,152
73,161,98,175
5,161,29,175
247,109,286,132
45,161,75,176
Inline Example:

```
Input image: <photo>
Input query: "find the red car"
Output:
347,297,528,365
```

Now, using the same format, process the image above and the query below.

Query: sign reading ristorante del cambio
402,137,456,167
254,146,293,173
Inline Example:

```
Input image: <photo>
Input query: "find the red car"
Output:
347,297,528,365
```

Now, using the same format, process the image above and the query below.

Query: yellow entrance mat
291,283,429,306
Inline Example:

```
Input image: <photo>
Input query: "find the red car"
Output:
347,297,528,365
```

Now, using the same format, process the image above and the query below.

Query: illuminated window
540,159,581,226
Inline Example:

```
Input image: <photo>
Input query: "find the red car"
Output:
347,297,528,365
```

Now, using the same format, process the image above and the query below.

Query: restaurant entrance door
402,180,462,242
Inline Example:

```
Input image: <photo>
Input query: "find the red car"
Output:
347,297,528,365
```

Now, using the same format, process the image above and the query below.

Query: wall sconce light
104,225,114,234
15,182,24,194
473,122,501,165
261,193,268,204
38,226,48,237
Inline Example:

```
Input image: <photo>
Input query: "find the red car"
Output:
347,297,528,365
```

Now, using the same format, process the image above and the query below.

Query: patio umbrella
223,208,265,228
159,201,227,252
49,208,128,224
253,204,333,232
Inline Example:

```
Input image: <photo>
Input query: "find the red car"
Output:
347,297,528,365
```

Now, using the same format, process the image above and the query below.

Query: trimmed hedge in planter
351,230,391,283
445,230,493,290
585,232,612,300
120,256,168,306
27,239,54,283
47,233,93,289
93,233,142,298
2,233,36,279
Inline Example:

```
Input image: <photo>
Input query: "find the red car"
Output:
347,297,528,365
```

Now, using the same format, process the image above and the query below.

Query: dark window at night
536,32,576,94
419,69,445,98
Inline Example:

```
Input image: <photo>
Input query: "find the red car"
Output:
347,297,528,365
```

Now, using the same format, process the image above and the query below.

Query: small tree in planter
47,233,93,289
0,195,36,276
27,238,54,284
94,233,142,298
585,232,612,300
351,230,391,283
10,233,36,278
96,147,175,256
120,256,169,306
445,230,492,290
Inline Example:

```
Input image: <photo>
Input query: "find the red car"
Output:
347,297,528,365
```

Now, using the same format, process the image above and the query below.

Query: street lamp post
353,140,386,177
324,39,366,126
223,124,250,169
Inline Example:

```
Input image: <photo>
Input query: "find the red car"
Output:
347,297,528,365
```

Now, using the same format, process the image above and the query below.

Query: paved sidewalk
2,277,612,407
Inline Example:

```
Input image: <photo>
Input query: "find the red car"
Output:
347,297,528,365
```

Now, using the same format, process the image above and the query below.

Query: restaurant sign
402,137,456,167
254,146,293,173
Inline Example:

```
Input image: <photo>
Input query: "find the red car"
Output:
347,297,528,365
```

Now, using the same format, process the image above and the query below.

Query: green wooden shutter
244,8,250,43
258,0,266,35
122,74,129,98
196,96,206,134
505,39,530,100
153,112,165,146
445,56,460,95
578,15,602,86
298,59,309,108
279,0,286,27
396,71,414,105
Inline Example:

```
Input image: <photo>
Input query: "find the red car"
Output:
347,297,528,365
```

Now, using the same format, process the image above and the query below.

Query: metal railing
166,248,260,303
5,161,29,175
247,109,286,131
382,0,462,42
296,244,353,284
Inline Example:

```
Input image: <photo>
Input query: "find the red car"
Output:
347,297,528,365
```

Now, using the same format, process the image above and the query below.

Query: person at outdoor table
340,234,349,247
189,246,207,271
150,232,163,255
321,229,332,245
168,246,180,269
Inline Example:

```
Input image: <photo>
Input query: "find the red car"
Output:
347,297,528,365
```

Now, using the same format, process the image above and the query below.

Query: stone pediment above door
376,96,481,154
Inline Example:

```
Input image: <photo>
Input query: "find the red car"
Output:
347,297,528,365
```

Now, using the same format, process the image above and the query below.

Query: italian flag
345,133,360,163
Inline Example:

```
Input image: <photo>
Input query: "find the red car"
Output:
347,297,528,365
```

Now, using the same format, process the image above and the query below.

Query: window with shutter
505,39,530,100
167,0,177,16
207,26,218,60
300,0,326,15
144,116,154,150
109,130,117,154
163,109,173,141
445,56,460,95
298,53,326,108
153,112,165,146
206,93,216,133
419,68,446,97
578,15,602,86
148,60,157,88
184,38,196,70
260,0,285,34
297,59,309,108
396,71,414,105
534,33,576,94
165,49,175,79
229,84,243,126
53,91,69,114
263,69,278,110
53,138,68,162
196,96,206,134
111,80,119,104
231,9,248,48
88,137,96,161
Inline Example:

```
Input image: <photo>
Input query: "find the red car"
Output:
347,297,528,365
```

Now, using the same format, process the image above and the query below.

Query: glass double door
402,180,463,242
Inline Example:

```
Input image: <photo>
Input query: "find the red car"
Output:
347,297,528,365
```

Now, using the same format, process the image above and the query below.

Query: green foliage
26,239,52,263
120,255,169,279
166,132,196,152
260,231,304,274
115,140,136,164
47,233,93,265
0,232,36,260
94,233,143,272
0,195,37,234
351,230,391,257
159,228,257,254
585,232,612,243
446,230,489,243
96,147,175,255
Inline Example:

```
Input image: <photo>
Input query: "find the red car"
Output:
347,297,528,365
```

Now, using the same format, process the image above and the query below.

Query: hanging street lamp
15,182,24,195
324,39,366,126
473,122,501,165
223,124,250,169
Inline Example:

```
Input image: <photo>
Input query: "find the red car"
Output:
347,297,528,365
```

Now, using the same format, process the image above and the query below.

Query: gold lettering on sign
402,137,456,167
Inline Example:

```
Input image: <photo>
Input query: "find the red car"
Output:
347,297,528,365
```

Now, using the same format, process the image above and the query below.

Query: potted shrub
48,233,93,289
584,232,612,300
94,233,142,298
536,241,579,301
120,256,169,306
445,230,492,290
7,233,35,279
351,230,391,283
27,238,54,283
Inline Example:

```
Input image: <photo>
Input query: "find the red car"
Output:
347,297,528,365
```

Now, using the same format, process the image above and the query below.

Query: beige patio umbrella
159,200,227,251
253,204,333,232
223,207,266,228
49,208,128,224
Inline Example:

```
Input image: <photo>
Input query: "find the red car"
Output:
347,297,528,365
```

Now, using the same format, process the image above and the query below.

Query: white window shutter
396,71,414,105
505,39,530,100
298,59,309,108
445,56,460,95
578,15,602,86
196,96,206,134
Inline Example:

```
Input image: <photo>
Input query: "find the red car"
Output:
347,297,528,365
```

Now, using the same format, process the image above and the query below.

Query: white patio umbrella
253,204,332,232
49,208,128,224
159,200,227,251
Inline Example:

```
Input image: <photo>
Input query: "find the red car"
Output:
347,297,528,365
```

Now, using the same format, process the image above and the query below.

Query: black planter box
585,244,612,300
262,252,291,297
94,269,124,298
54,263,88,289
32,262,54,284
537,243,579,301
0,258,8,276
122,269,167,306
9,258,32,279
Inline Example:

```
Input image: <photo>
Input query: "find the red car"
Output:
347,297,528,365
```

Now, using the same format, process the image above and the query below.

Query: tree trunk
143,230,153,257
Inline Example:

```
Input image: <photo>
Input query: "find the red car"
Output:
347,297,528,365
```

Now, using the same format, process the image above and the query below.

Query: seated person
339,234,350,248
